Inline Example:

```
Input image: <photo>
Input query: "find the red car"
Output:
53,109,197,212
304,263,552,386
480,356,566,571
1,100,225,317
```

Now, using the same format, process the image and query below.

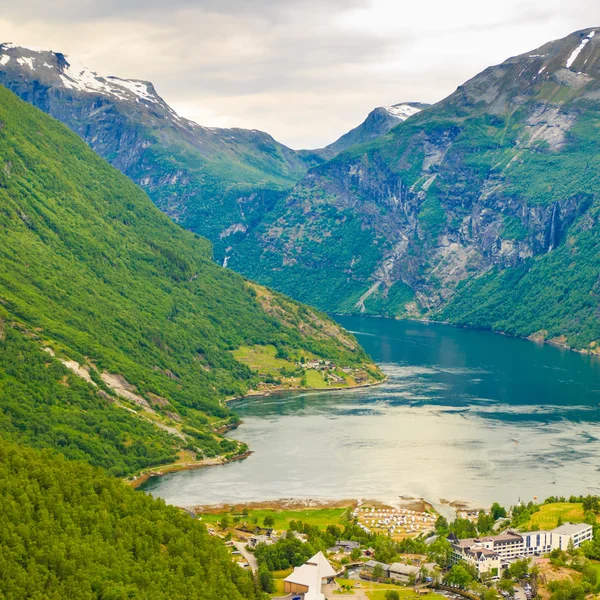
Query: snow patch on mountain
106,77,157,104
566,30,595,70
0,43,162,108
384,104,422,120
16,57,34,69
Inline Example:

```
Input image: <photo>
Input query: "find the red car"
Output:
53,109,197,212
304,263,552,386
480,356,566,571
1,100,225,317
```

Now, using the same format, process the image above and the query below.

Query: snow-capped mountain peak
383,103,423,120
0,43,164,108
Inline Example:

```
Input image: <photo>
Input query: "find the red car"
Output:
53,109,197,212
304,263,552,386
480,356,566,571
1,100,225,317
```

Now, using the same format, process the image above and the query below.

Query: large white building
284,551,337,600
450,522,593,580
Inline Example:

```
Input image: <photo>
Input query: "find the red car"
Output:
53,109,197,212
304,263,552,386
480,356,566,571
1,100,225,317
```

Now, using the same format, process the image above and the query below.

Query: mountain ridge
228,26,600,350
0,43,433,264
302,101,429,160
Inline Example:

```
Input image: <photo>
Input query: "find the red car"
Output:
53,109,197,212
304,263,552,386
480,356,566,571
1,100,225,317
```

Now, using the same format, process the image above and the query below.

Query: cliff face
230,28,600,348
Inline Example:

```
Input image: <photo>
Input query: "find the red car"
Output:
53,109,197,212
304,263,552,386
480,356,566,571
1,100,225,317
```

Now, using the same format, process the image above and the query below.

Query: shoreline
129,450,253,489
130,376,388,490
224,374,388,404
191,496,437,515
336,312,599,357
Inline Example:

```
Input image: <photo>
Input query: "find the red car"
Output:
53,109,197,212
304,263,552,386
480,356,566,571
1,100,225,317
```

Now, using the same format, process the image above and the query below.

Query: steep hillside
0,438,258,599
305,102,429,160
229,27,600,349
0,84,379,474
0,43,323,261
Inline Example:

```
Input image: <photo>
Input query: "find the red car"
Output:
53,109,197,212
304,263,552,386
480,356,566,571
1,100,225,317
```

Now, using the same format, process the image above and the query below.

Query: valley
0,12,600,600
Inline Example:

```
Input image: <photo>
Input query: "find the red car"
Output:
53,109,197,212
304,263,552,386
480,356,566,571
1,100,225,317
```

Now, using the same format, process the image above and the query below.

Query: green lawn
335,580,445,600
198,506,351,531
524,503,597,530
231,344,297,376
305,369,329,388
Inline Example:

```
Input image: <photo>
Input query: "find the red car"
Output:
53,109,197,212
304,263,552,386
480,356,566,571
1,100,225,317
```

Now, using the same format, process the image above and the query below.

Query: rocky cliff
229,28,600,348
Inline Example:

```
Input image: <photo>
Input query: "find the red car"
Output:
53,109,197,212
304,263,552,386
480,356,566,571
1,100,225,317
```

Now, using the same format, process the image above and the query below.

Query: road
233,541,258,572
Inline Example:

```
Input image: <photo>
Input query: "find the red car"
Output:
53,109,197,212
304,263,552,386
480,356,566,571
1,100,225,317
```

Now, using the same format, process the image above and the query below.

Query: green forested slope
0,324,181,476
0,84,375,470
0,438,259,600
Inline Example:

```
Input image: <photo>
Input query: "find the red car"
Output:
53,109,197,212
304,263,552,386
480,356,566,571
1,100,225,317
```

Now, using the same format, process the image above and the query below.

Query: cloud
1,0,599,148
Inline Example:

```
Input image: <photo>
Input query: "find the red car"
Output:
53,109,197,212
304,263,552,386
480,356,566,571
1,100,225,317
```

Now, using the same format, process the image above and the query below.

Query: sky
1,0,600,148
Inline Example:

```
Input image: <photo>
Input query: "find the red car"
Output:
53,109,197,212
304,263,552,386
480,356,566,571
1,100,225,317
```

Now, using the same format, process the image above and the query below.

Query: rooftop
552,522,593,535
388,562,421,575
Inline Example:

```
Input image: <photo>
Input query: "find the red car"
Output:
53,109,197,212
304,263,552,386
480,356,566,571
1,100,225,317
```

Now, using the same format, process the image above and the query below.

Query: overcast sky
1,0,599,148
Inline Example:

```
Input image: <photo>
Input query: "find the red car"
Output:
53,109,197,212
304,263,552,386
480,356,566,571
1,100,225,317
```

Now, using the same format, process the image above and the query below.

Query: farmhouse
284,551,337,600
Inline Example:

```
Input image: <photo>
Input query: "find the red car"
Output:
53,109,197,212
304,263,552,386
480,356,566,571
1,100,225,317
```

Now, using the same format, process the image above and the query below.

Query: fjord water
143,317,600,508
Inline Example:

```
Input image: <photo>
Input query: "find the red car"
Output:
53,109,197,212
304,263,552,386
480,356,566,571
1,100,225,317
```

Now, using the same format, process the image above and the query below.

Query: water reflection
143,318,600,508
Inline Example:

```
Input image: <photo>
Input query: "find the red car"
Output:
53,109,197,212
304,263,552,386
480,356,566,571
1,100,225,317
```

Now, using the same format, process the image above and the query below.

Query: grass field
335,579,445,600
305,369,329,388
198,506,351,531
524,503,597,530
271,569,293,595
232,344,297,376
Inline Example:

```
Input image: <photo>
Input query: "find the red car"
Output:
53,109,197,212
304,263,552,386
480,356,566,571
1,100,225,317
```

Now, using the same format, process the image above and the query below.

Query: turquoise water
142,317,600,509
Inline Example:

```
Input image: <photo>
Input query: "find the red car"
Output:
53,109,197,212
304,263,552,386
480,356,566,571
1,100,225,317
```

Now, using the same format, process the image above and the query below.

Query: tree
444,564,474,588
491,503,507,521
436,516,449,533
258,563,275,593
499,579,515,595
263,514,275,528
478,511,494,535
567,539,576,556
385,591,400,600
557,516,564,527
373,564,385,581
506,558,529,580
483,588,500,600
428,537,452,567
350,548,362,561
220,515,230,530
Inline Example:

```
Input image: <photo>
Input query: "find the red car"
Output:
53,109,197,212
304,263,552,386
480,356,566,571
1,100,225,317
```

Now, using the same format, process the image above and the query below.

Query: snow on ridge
59,58,159,104
16,57,35,70
566,30,595,70
0,55,10,66
106,77,157,104
384,104,422,120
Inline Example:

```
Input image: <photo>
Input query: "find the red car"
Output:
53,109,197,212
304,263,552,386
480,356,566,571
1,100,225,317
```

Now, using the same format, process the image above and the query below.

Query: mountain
306,102,429,160
0,83,380,476
0,42,324,260
228,27,600,350
0,437,258,599
0,44,435,266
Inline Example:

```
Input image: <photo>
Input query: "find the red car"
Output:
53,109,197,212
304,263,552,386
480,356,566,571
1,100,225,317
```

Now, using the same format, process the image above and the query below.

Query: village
196,497,600,600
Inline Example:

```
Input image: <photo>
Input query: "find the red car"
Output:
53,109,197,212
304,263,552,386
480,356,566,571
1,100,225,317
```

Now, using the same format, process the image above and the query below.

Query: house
248,534,275,549
335,540,361,553
388,563,421,583
284,551,337,600
362,560,391,576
